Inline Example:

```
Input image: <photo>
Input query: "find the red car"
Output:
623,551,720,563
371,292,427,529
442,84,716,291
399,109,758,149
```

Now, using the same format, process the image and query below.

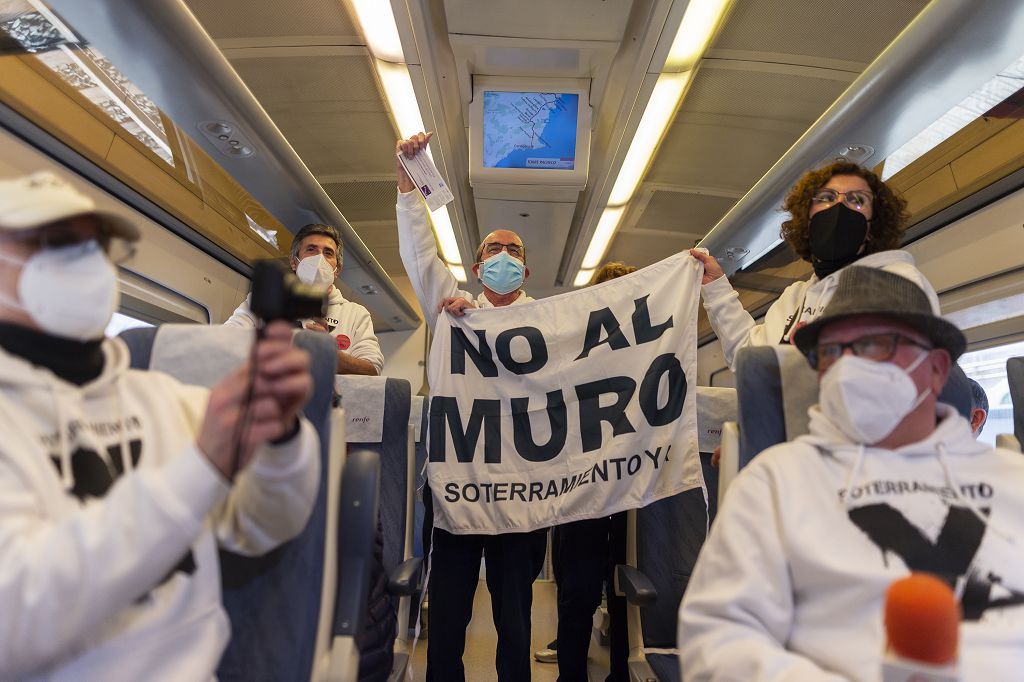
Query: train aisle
411,579,611,681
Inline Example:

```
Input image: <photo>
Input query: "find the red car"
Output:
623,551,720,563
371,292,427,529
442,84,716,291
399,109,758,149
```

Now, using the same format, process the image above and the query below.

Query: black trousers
554,513,628,682
423,486,547,682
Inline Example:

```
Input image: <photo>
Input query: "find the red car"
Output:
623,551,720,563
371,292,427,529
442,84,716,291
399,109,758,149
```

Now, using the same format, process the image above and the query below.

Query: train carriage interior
0,0,1023,680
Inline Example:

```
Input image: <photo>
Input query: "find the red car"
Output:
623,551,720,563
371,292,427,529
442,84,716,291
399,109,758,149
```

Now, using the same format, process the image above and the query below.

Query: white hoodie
396,190,532,332
679,404,1024,682
701,250,940,371
0,338,319,681
225,288,384,374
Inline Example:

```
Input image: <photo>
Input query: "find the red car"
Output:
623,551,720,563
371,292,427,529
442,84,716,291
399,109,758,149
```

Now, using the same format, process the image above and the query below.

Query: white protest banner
426,251,703,534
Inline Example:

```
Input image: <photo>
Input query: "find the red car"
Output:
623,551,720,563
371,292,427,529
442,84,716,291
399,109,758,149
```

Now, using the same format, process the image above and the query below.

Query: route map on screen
482,91,579,170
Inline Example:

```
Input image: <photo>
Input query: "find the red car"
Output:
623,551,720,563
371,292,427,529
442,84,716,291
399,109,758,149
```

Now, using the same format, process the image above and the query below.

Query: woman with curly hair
689,161,939,371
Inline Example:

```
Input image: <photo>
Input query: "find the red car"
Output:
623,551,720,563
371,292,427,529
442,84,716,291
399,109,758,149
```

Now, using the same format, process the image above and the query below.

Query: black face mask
808,202,869,279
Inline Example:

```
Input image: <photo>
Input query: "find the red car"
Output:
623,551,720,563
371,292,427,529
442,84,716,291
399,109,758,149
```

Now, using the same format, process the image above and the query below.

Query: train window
959,338,1024,447
117,269,210,325
104,311,153,338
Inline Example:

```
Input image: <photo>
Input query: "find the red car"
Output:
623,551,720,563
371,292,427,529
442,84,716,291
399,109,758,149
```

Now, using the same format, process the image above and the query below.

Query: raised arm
689,249,787,371
396,132,468,331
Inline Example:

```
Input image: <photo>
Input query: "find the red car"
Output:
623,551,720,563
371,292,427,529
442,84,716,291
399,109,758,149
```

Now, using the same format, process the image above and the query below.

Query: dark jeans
423,486,547,682
554,514,628,682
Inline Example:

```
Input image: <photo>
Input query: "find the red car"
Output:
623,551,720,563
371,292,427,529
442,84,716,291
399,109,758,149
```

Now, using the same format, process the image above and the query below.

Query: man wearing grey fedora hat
679,266,1024,681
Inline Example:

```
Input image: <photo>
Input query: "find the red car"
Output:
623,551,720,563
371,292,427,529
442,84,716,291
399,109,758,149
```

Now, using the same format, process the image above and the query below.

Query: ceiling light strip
358,6,465,269
574,0,734,286
349,0,405,63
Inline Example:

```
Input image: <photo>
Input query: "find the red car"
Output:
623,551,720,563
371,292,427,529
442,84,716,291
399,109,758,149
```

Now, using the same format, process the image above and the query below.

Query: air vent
198,120,255,158
723,247,749,261
359,284,380,295
830,144,875,165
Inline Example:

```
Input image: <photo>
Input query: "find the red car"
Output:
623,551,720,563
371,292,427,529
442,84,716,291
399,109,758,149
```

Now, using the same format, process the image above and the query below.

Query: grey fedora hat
792,266,966,360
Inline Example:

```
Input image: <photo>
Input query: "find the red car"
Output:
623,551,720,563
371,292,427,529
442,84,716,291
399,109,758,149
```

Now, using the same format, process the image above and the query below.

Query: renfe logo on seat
425,251,704,534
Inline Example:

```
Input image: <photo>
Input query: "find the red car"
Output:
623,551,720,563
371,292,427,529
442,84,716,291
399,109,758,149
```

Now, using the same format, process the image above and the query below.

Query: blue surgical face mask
479,251,525,295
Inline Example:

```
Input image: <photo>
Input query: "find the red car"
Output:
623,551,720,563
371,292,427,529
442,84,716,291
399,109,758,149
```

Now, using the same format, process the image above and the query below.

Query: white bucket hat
0,171,139,241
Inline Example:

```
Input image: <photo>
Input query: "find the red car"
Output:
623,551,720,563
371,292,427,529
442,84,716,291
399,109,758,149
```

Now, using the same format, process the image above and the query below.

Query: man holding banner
396,132,706,680
397,132,547,682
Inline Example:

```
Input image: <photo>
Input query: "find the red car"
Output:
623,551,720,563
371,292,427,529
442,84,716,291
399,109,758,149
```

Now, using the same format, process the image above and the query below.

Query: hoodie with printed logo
679,403,1024,682
0,336,319,681
700,250,940,371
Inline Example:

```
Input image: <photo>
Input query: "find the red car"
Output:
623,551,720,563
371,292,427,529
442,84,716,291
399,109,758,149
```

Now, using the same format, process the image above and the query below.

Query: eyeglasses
481,241,524,259
805,332,931,371
811,188,873,212
0,221,136,264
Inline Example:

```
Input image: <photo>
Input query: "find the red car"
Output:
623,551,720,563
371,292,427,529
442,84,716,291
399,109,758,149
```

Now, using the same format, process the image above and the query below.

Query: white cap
0,171,139,241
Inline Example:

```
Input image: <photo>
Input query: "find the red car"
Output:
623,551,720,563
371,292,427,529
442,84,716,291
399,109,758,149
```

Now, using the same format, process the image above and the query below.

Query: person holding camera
226,222,384,376
396,132,548,682
0,172,320,679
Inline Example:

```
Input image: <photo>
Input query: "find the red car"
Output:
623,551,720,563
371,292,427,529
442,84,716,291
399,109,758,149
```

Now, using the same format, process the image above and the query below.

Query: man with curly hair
690,162,939,371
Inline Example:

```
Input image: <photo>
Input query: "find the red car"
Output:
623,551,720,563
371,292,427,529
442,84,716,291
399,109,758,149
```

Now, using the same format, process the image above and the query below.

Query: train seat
719,344,978,502
1003,357,1024,451
617,386,736,682
335,376,422,681
118,325,343,681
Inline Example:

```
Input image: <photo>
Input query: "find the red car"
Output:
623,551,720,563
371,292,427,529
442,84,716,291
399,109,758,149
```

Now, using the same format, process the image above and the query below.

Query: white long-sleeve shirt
679,404,1024,681
0,337,319,681
701,250,940,371
395,189,532,332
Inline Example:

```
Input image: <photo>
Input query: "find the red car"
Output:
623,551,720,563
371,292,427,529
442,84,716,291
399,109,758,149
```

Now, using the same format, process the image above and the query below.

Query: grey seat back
119,325,337,682
734,344,975,469
636,388,734,654
1007,357,1024,443
338,378,412,584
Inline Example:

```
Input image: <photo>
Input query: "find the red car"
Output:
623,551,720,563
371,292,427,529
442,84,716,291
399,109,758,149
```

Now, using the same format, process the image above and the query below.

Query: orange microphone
882,573,961,681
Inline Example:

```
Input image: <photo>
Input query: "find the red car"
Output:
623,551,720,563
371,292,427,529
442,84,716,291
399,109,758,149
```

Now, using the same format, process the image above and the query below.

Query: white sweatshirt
701,250,940,371
225,288,384,374
679,404,1024,682
0,338,319,681
395,189,532,331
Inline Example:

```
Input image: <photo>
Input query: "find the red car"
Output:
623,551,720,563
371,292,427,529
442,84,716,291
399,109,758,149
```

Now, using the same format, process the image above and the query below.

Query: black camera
250,260,327,323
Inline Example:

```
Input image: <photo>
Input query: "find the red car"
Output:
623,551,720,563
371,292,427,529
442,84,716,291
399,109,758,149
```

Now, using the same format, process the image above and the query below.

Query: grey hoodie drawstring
116,380,133,475
840,444,867,511
45,376,73,491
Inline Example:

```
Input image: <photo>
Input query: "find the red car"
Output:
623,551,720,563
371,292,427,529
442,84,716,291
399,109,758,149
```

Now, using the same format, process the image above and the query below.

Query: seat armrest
718,421,739,508
615,564,657,607
387,557,423,597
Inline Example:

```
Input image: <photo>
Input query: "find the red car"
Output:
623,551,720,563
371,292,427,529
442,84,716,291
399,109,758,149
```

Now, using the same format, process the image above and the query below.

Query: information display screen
482,91,579,170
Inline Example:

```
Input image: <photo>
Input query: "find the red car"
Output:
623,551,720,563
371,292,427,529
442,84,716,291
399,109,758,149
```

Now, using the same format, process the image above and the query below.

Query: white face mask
0,240,119,341
819,351,931,444
295,253,336,287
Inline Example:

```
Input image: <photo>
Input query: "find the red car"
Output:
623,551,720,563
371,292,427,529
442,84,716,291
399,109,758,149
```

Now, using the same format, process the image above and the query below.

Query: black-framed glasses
811,188,873,212
805,332,932,371
481,241,524,259
0,220,136,264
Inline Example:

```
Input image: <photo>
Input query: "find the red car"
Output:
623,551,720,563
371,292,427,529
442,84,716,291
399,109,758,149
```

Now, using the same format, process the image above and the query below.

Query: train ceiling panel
226,52,396,178
711,0,927,64
183,0,360,41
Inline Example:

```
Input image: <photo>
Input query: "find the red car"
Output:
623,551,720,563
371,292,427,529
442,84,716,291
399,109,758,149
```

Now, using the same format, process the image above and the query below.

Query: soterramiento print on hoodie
0,337,319,681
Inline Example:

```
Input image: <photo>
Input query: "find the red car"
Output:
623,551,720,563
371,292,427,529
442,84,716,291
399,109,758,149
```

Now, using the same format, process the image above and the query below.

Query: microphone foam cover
885,573,960,665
